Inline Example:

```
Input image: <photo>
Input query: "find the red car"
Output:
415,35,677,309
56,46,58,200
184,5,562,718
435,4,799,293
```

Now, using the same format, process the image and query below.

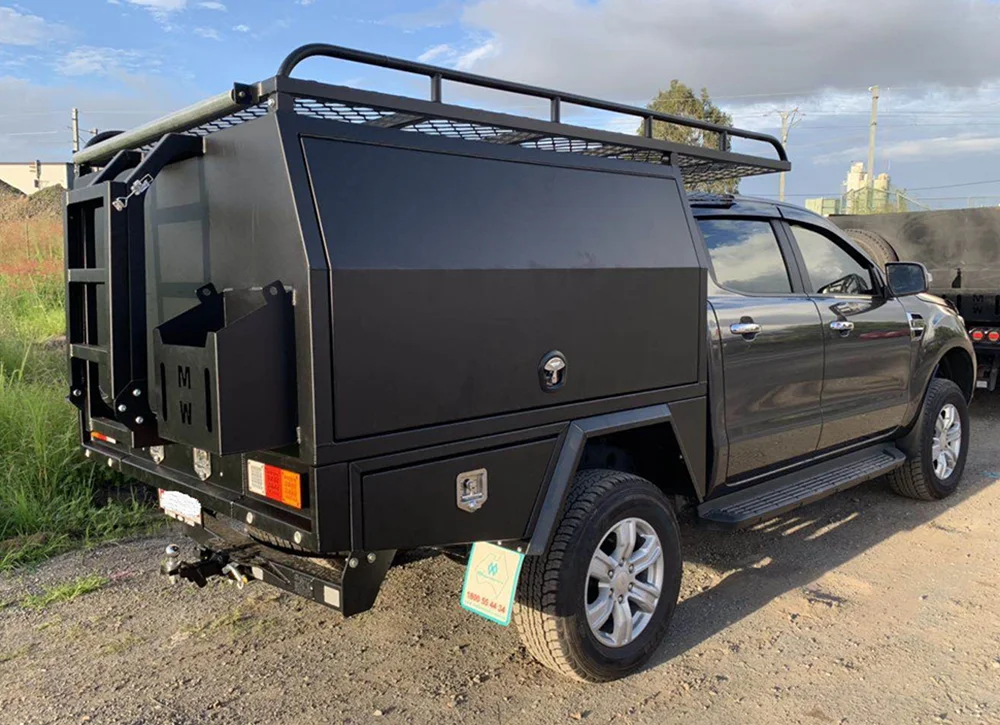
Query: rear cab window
697,219,792,295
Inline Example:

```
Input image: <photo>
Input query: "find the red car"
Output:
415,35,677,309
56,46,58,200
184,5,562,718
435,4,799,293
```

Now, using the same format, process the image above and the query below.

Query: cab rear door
697,211,826,481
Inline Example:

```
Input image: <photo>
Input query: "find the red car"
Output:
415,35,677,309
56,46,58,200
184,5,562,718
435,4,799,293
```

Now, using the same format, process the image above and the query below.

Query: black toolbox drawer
361,439,557,550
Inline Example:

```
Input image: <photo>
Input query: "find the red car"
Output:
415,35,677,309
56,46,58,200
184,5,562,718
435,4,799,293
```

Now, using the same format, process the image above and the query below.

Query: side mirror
885,262,929,297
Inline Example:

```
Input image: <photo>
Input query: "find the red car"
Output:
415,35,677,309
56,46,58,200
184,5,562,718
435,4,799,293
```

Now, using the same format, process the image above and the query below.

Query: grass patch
0,644,34,664
21,574,109,610
0,210,153,572
181,601,279,640
99,633,144,656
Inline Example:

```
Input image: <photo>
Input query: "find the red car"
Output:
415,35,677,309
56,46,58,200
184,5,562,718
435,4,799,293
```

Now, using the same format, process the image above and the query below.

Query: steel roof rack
686,192,739,207
76,43,790,184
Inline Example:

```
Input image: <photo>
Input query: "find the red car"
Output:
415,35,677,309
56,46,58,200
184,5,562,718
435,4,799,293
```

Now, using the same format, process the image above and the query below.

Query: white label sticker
460,542,525,626
247,460,266,495
158,489,203,527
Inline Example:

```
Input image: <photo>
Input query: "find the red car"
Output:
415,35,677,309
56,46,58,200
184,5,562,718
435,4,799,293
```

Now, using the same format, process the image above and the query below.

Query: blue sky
5,0,1000,207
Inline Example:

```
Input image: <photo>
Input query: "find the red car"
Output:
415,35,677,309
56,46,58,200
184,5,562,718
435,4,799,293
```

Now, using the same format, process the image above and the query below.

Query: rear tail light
971,328,1000,343
247,460,303,509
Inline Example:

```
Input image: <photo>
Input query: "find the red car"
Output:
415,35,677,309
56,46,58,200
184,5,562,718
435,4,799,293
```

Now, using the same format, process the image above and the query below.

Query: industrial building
0,161,73,195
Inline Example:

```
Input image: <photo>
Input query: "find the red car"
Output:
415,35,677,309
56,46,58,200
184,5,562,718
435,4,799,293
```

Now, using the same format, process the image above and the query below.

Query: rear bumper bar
88,441,315,550
178,513,394,616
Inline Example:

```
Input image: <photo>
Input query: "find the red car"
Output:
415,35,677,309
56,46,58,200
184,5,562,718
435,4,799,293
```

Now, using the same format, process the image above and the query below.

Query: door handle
730,322,762,337
830,320,855,334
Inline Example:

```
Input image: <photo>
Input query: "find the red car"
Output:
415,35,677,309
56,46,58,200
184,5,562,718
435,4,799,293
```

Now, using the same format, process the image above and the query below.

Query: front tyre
888,378,970,500
513,469,682,682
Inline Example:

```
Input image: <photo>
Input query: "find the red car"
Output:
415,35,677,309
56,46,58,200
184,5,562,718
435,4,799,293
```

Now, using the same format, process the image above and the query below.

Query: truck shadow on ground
648,393,1000,671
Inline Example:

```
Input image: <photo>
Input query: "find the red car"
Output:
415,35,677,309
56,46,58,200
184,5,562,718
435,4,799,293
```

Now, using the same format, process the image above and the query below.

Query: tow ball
160,544,250,589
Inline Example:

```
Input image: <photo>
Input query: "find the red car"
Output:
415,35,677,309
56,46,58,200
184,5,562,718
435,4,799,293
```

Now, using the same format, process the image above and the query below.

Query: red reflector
972,330,985,341
989,331,1000,343
264,465,282,500
247,460,302,509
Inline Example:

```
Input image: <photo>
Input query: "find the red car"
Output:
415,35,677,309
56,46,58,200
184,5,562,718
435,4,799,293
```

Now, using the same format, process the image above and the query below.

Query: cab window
790,225,875,296
697,219,792,295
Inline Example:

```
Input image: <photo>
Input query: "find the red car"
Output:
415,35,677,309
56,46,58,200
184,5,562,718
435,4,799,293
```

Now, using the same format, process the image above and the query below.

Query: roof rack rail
76,43,790,184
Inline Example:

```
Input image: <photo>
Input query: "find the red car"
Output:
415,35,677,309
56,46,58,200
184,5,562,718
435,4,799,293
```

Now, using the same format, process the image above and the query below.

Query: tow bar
160,544,250,589
157,514,395,615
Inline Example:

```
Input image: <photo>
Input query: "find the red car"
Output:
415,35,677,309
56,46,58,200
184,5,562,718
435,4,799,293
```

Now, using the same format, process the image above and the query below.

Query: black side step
698,445,906,529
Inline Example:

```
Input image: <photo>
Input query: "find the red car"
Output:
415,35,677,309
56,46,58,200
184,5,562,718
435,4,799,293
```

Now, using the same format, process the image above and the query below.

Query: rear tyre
887,378,969,501
513,469,682,682
844,228,899,267
84,130,124,148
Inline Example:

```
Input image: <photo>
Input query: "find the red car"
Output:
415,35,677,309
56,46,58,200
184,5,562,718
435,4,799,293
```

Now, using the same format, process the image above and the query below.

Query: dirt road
2,397,1000,725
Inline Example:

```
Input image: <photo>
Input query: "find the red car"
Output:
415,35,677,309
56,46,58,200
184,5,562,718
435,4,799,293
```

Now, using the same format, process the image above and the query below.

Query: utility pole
71,108,80,153
867,85,879,212
774,108,802,202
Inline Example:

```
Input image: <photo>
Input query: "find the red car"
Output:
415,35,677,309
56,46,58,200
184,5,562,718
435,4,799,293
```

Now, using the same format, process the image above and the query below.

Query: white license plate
158,489,203,526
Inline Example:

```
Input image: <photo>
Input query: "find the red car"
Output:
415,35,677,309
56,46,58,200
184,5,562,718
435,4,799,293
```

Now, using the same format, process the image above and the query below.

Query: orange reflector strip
247,459,303,509
91,431,117,444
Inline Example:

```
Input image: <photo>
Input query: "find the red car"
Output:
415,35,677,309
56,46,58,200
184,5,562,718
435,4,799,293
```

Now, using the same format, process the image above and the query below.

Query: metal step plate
698,445,906,529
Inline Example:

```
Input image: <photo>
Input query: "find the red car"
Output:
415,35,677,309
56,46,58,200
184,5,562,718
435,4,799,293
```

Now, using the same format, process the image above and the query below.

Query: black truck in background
63,43,975,682
833,209,1000,391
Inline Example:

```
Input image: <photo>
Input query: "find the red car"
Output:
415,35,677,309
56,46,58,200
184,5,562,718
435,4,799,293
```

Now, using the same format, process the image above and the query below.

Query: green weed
99,633,143,655
0,210,153,572
21,574,109,610
0,644,34,663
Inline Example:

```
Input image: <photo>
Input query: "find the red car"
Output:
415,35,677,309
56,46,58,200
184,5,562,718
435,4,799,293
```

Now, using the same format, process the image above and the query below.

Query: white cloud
57,46,150,78
126,0,187,10
816,133,1000,166
417,43,452,64
413,39,498,70
231,23,250,32
455,39,497,71
383,1,460,30
297,0,315,5
0,74,196,160
193,26,221,40
0,6,69,46
197,1,226,10
457,0,1000,103
888,134,1000,161
125,0,187,28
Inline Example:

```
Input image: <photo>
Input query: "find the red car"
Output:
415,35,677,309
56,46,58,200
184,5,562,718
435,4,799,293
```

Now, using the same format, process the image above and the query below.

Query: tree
638,80,737,194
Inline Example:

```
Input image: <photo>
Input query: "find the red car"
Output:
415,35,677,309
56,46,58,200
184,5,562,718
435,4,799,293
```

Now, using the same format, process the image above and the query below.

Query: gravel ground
2,396,999,725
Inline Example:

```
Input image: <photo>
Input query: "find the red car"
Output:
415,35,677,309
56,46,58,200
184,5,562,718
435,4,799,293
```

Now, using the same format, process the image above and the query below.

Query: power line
0,110,169,119
906,179,1000,191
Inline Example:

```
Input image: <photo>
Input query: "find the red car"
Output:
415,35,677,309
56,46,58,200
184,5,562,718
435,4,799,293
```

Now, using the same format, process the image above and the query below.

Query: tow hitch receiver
158,514,396,615
160,543,250,589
